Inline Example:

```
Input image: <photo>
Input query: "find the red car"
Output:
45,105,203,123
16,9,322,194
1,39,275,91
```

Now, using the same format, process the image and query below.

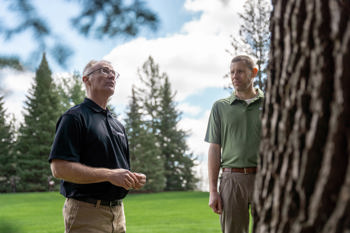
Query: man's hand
209,191,223,214
133,172,146,190
108,169,139,190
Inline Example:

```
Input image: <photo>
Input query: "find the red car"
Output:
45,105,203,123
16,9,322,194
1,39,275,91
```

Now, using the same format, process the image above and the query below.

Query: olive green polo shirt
205,89,264,168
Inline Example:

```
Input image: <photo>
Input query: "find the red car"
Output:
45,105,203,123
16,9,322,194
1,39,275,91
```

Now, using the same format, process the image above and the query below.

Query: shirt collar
84,98,108,113
229,88,264,104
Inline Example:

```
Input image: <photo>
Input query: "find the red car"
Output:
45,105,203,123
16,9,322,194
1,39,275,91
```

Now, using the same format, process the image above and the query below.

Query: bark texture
254,1,350,233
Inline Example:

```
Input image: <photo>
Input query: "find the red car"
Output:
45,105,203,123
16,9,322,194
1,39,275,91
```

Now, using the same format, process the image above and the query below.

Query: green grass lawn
0,191,223,233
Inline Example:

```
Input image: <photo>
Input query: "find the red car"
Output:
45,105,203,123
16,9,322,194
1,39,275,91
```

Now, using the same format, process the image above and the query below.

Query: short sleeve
204,102,221,144
49,114,83,163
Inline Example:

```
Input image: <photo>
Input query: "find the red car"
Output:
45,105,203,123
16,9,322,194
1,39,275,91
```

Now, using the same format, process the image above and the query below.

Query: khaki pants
63,198,126,233
219,172,255,233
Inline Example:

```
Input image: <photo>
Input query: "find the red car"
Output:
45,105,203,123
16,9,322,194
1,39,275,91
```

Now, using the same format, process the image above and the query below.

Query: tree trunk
254,1,350,233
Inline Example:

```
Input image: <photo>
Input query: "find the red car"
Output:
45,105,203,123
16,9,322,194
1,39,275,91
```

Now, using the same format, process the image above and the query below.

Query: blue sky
0,0,246,190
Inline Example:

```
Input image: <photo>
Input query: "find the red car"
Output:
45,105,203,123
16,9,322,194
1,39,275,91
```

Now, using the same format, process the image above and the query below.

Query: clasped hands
109,169,146,190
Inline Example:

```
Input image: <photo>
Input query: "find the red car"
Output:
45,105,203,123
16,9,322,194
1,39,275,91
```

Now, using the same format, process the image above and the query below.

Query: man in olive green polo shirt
205,55,264,233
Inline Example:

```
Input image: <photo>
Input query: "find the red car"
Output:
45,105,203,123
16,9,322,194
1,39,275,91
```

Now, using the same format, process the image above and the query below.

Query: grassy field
0,191,223,233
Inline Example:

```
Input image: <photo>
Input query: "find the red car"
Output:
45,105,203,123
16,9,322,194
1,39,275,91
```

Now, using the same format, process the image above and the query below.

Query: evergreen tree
69,72,85,106
16,53,62,192
125,86,165,192
0,96,16,192
228,0,271,91
57,71,85,110
137,56,164,133
136,56,198,191
158,77,198,190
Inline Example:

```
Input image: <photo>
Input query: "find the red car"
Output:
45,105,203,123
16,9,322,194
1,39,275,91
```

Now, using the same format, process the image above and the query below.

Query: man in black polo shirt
49,60,146,233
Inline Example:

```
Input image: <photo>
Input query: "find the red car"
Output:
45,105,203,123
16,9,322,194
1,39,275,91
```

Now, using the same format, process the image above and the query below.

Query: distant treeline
0,54,198,193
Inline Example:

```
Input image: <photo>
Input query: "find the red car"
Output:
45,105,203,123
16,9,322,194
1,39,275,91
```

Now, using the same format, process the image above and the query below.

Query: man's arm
208,143,222,214
50,159,144,190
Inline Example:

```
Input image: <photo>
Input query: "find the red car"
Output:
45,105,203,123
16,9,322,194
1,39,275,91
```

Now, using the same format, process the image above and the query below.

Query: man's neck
87,95,109,109
235,88,257,100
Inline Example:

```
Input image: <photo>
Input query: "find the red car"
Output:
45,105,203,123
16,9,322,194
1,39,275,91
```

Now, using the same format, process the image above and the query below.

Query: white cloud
1,0,244,190
0,70,78,124
1,69,34,123
105,0,244,104
179,110,211,157
105,0,243,150
103,0,244,190
178,103,202,116
1,69,34,93
183,0,244,36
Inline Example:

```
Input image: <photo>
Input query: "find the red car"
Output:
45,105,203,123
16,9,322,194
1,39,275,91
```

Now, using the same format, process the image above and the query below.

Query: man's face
84,62,116,97
230,61,254,92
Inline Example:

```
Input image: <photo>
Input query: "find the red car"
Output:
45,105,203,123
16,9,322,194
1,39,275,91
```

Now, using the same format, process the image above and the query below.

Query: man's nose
107,74,115,80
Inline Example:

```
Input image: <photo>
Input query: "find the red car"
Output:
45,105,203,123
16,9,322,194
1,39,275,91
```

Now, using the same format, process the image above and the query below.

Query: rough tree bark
254,0,350,233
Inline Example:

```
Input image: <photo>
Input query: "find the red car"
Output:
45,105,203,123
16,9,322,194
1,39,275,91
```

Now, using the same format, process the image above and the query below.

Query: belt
73,197,122,207
222,167,257,174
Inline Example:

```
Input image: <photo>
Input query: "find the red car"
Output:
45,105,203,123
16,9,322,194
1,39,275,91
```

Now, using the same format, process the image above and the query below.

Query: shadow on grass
0,219,21,233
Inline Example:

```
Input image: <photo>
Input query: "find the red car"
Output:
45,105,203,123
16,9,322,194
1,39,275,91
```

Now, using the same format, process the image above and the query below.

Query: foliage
0,96,17,192
71,0,159,38
56,71,85,110
227,0,271,91
0,0,159,68
158,77,198,190
126,56,198,192
0,56,23,70
15,53,62,192
125,87,166,192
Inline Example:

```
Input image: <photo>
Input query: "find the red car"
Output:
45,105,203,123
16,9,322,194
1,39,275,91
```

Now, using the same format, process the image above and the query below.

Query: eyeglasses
85,67,120,79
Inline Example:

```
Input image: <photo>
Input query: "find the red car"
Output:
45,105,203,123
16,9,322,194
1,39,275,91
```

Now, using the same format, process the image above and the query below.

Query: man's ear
82,75,89,84
252,67,258,77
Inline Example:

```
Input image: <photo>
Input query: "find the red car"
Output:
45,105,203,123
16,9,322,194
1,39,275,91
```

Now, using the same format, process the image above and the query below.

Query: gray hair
83,60,112,76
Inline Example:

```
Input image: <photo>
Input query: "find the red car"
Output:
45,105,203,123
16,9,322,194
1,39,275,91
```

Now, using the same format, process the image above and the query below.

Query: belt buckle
109,200,121,206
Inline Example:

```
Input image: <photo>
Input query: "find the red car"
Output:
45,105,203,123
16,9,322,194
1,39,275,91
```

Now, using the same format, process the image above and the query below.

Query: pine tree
69,72,85,106
125,86,165,192
0,96,16,192
57,71,86,110
16,53,62,192
136,56,198,191
137,56,164,133
159,77,198,190
228,0,271,91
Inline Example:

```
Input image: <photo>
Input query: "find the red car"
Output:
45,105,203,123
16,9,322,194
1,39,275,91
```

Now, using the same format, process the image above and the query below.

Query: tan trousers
63,198,126,233
219,172,255,233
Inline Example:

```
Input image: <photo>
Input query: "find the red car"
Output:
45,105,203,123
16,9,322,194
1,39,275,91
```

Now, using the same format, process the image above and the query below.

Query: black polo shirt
49,98,129,200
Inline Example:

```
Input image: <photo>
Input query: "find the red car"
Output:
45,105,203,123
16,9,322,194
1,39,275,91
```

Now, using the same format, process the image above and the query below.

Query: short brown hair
231,55,255,71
